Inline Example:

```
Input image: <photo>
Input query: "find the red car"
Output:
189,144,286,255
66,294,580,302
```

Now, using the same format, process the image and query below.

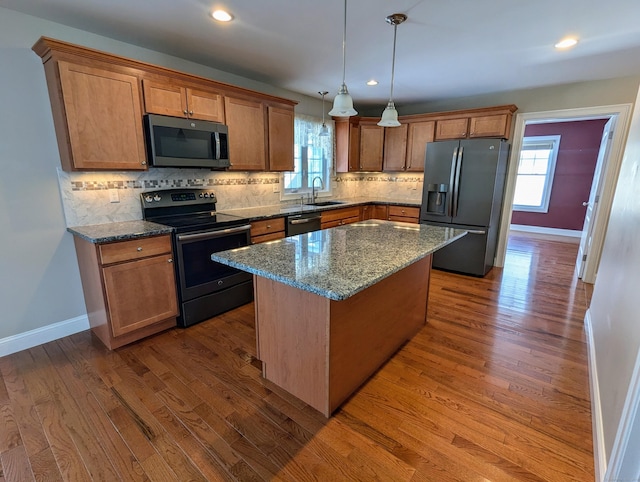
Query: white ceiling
4,0,640,109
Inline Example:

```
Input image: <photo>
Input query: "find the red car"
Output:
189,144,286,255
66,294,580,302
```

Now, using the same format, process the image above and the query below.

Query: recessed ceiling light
366,79,378,86
555,37,578,49
212,10,233,22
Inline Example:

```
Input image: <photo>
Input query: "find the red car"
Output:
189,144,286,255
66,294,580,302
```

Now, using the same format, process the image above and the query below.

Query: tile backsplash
57,168,423,226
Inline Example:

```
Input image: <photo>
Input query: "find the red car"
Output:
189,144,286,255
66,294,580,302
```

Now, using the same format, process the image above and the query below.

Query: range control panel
140,189,217,208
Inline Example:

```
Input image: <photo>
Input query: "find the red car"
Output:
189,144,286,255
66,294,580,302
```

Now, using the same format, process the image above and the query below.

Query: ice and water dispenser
424,183,448,215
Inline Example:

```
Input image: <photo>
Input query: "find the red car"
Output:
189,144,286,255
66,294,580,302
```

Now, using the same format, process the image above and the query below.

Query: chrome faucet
311,176,324,204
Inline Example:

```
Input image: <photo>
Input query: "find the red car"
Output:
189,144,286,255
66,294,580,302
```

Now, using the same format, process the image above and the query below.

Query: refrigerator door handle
466,229,486,235
452,146,463,217
447,147,458,217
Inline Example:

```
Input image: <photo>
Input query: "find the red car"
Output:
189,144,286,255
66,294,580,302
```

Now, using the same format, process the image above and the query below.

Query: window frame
512,134,561,213
281,114,333,201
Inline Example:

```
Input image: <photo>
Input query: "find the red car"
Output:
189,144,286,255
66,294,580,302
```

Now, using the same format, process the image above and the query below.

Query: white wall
588,83,640,477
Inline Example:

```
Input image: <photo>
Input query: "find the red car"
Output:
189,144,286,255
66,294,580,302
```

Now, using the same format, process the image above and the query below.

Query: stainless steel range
141,188,253,327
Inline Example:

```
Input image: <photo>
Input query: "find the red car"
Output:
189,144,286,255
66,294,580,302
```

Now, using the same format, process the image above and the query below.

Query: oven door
174,224,252,301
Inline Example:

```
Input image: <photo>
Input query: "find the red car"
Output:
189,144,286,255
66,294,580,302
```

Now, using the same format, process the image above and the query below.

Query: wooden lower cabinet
321,207,361,229
388,205,420,224
73,234,178,350
251,217,285,243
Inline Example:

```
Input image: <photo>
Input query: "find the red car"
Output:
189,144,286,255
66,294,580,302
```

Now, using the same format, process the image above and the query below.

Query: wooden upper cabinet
382,123,408,171
469,114,509,138
224,96,267,171
359,123,384,171
267,105,295,171
435,118,469,140
53,60,147,171
406,120,434,172
334,117,360,172
142,79,224,122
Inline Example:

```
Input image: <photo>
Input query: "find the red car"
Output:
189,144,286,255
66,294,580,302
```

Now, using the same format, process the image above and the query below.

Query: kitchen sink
305,201,345,206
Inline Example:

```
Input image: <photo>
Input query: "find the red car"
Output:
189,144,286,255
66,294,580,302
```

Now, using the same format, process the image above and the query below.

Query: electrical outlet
272,185,280,193
109,189,120,203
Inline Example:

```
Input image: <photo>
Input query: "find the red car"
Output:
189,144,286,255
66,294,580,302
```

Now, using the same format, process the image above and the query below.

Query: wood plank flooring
0,233,594,481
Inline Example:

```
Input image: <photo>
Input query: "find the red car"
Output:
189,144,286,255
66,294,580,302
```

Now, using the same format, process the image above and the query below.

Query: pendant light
328,0,357,117
318,91,330,136
378,13,407,127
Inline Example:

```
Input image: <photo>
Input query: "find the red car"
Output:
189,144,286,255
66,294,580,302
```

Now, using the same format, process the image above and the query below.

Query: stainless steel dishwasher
286,212,322,236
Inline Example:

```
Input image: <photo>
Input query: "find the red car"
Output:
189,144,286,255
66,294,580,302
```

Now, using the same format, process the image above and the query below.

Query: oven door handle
176,224,251,242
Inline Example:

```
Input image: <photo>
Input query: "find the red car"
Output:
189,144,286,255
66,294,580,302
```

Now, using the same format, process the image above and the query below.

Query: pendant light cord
389,22,398,102
341,0,347,85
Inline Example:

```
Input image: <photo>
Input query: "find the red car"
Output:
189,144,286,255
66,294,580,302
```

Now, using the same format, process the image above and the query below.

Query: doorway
495,104,632,284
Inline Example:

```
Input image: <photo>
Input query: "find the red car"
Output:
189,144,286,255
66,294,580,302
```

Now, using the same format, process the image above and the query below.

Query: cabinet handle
137,247,143,251
183,110,188,115
141,161,147,165
168,258,173,263
267,225,271,229
189,110,194,115
401,210,406,214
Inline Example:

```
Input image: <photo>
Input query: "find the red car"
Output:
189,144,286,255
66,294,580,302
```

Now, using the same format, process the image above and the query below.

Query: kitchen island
212,221,466,417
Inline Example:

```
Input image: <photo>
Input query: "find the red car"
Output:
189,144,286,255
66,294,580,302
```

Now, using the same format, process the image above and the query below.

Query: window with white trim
513,135,561,213
282,115,333,200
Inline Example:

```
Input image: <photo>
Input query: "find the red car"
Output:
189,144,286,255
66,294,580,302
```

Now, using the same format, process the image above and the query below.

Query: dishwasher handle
289,216,321,225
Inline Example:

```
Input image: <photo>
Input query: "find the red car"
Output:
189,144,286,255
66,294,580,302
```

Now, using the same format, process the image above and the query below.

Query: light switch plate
109,189,120,203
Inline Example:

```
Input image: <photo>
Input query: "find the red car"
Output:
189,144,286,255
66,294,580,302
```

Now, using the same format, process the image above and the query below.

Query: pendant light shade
318,91,330,137
378,13,407,127
328,0,357,117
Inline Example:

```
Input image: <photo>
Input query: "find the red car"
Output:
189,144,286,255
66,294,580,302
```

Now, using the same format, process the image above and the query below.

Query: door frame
495,104,633,283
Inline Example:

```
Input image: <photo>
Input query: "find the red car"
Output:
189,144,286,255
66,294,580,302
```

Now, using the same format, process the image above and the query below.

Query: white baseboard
510,224,582,238
0,315,89,358
585,309,607,482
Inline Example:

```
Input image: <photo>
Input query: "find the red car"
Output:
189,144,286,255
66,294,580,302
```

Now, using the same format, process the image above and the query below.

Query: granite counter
212,221,465,300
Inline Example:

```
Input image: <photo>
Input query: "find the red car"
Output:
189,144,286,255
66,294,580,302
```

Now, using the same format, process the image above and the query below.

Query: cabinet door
383,124,408,171
142,80,187,117
102,254,178,337
372,205,389,220
267,105,294,171
186,88,225,122
469,114,508,138
57,61,147,170
435,118,469,140
225,97,267,170
406,120,434,172
359,124,384,171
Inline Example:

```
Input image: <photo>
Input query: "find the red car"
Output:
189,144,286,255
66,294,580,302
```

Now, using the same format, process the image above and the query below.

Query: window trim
513,135,561,213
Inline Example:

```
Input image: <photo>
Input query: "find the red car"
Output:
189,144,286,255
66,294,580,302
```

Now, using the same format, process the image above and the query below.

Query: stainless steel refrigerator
420,138,509,276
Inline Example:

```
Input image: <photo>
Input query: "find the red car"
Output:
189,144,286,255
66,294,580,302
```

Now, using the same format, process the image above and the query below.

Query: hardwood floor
0,233,594,481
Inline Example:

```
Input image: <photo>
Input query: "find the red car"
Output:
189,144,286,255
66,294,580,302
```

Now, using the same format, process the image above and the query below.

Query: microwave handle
213,132,221,160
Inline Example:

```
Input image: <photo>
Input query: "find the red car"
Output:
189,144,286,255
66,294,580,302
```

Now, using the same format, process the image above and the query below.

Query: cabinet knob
267,225,271,229
141,161,147,165
401,210,406,214
189,110,194,115
137,247,143,251
183,110,188,115
167,258,173,263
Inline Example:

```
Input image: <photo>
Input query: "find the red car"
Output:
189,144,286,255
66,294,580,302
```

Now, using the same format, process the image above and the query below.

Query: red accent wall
511,119,608,231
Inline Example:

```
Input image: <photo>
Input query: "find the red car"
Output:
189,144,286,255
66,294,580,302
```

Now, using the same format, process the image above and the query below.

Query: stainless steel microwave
144,114,230,169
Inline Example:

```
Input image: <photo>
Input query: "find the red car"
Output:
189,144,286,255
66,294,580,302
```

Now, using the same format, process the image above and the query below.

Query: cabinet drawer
320,207,361,224
250,217,285,237
99,235,172,265
252,231,286,244
388,206,419,219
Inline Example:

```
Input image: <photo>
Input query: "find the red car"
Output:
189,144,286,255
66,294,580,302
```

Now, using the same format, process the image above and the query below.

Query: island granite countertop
212,220,466,301
67,220,174,243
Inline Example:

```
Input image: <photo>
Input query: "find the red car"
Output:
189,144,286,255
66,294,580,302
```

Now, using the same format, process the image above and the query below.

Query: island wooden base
254,255,432,417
